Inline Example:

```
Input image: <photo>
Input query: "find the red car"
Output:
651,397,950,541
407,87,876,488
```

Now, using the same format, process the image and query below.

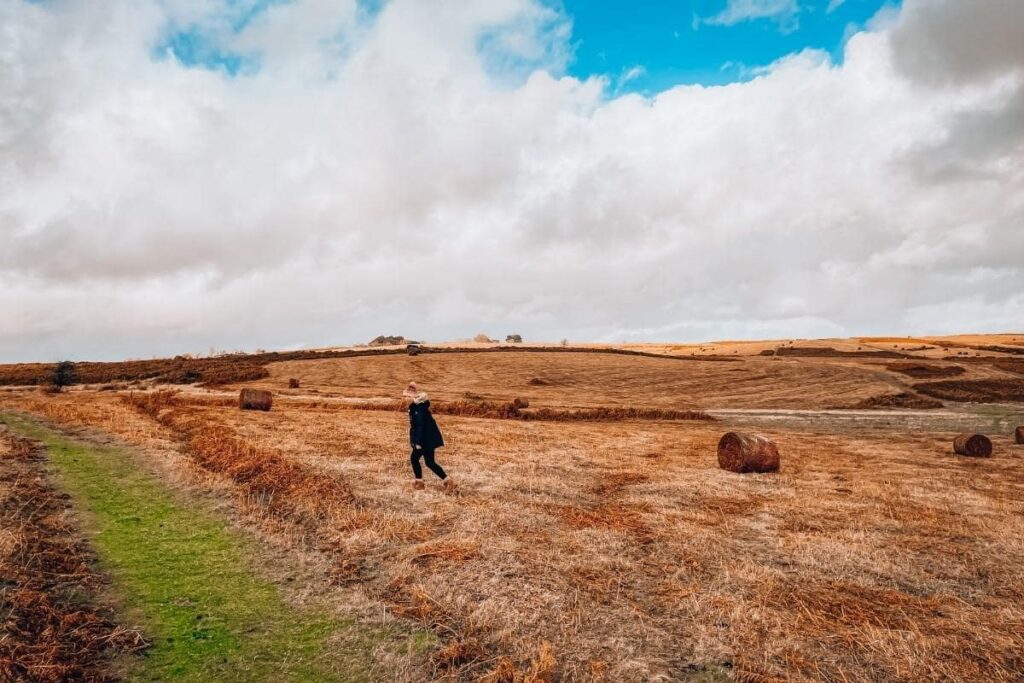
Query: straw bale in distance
1016,426,1024,445
717,432,780,473
288,378,300,389
953,433,992,457
239,388,273,411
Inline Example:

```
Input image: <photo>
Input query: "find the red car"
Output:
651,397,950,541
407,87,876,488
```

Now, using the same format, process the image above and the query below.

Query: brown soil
836,392,945,410
775,346,909,358
886,362,966,379
915,379,1024,403
990,359,1024,376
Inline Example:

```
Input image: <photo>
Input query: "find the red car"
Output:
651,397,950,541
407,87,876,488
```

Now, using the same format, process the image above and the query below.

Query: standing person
402,382,454,491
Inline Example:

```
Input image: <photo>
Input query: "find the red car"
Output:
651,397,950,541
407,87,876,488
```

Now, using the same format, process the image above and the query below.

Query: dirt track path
709,403,1024,435
0,422,146,682
0,412,420,682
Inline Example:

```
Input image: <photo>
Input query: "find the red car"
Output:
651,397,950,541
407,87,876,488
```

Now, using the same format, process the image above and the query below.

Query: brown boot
442,477,457,492
413,480,425,490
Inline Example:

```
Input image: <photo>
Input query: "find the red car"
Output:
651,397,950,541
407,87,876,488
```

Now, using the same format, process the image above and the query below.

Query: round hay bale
239,388,273,411
512,397,530,410
953,433,992,457
288,378,300,389
1015,426,1024,445
717,432,780,473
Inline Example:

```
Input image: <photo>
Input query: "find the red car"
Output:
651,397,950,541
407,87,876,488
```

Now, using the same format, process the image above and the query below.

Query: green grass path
1,412,422,682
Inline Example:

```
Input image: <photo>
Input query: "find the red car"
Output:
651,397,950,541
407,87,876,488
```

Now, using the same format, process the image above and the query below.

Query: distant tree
52,361,76,392
369,335,405,347
560,339,568,347
505,334,523,343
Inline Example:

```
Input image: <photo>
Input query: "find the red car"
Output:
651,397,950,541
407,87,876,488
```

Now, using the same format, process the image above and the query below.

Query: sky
564,0,892,91
1,0,1022,362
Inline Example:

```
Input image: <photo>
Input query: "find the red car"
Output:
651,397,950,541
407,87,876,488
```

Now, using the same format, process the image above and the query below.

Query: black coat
409,400,444,449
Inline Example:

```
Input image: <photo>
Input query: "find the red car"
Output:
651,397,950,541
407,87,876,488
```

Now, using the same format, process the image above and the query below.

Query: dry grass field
266,351,1008,406
2,337,1023,681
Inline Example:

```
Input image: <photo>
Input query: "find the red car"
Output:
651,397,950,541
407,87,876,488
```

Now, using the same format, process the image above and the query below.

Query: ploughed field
2,344,1023,681
260,342,1024,410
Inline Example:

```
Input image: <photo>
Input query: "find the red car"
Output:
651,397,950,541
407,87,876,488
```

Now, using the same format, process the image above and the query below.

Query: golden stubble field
2,344,1023,681
261,350,1011,409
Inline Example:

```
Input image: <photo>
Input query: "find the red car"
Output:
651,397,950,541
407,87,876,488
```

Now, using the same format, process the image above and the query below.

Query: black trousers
411,447,447,480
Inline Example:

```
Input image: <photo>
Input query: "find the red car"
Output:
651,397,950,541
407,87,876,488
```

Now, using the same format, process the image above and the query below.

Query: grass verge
0,412,423,682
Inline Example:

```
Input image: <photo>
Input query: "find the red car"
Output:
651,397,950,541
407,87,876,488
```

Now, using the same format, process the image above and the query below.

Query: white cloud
0,0,1023,361
701,0,801,31
612,65,646,93
826,0,847,13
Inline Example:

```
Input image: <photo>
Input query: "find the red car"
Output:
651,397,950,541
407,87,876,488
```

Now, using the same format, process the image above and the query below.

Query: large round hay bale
239,388,272,411
717,432,780,473
1015,426,1024,445
953,433,992,457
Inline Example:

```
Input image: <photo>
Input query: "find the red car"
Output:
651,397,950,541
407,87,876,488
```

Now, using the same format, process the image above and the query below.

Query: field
2,336,1023,681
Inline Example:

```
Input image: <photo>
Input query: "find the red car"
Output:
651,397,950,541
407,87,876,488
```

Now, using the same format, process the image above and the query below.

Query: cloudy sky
1,0,1022,362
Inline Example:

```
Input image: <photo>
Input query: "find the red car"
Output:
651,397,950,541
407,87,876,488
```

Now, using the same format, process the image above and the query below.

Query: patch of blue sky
477,6,573,87
558,0,900,94
147,0,895,85
151,0,385,76
154,27,256,76
226,0,287,32
152,0,272,77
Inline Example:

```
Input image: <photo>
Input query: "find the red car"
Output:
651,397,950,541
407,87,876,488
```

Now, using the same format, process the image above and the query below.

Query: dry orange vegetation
0,428,147,681
621,333,1024,361
265,352,897,410
2,339,1023,681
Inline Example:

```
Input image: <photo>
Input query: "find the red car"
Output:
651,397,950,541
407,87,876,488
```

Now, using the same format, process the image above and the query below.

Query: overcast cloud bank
1,0,1022,361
